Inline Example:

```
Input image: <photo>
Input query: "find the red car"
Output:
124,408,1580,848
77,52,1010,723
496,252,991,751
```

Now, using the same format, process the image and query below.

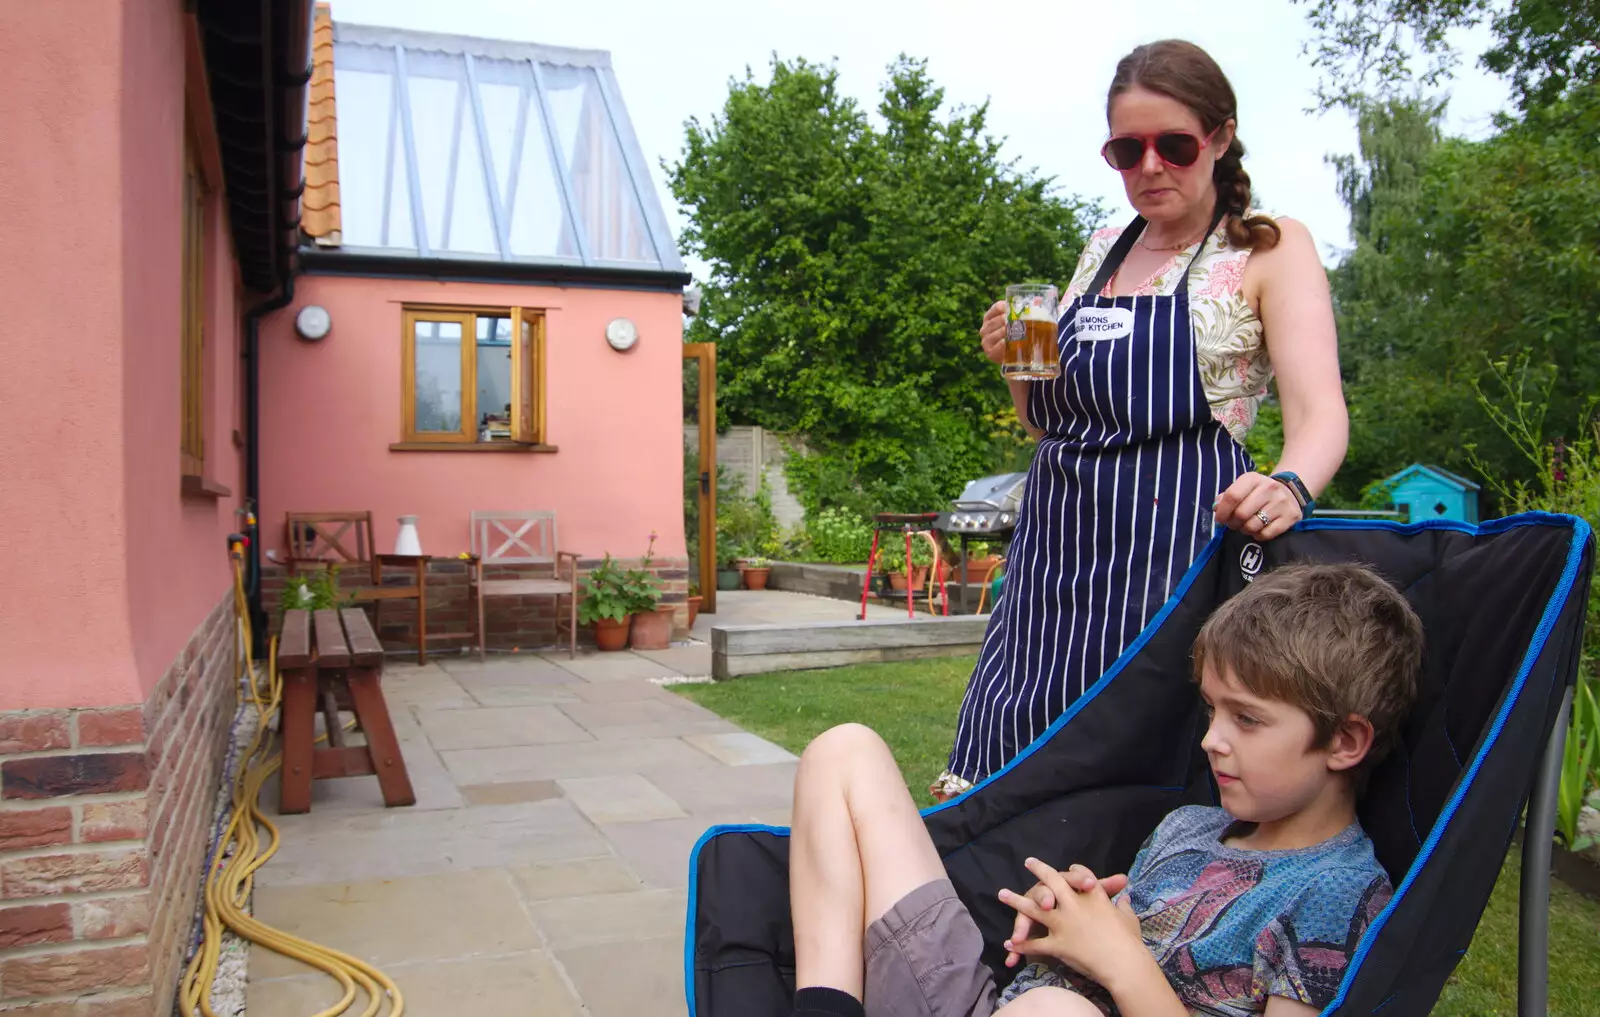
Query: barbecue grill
935,472,1027,534
933,472,1027,611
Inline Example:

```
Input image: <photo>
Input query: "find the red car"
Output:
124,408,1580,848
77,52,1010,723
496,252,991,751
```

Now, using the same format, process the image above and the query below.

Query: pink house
0,1,689,1011
258,9,694,655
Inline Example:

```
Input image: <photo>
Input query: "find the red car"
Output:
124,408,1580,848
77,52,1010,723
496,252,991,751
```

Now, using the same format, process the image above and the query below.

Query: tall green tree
669,57,1098,515
1294,0,1599,110
1323,84,1600,507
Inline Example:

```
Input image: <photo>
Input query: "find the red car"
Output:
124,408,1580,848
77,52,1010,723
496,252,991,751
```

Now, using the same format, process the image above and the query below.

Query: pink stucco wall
0,1,244,710
259,275,686,563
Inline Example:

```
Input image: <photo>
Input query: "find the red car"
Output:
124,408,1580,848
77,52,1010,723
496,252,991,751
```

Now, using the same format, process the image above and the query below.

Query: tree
669,56,1098,515
1294,0,1599,110
1323,85,1600,507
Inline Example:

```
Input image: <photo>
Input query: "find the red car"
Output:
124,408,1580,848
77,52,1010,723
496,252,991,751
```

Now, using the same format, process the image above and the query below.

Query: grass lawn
673,655,1600,1016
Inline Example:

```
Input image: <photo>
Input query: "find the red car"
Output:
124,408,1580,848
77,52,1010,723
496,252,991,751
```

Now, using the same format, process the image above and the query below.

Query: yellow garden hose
178,544,404,1016
974,557,1007,615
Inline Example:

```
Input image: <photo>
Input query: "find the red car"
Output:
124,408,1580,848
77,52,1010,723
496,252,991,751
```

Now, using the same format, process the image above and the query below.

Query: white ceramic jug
395,515,423,556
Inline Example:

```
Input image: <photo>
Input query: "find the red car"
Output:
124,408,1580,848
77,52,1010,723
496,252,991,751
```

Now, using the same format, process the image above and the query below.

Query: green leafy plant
577,555,635,626
279,566,349,618
802,507,875,564
1467,354,1600,848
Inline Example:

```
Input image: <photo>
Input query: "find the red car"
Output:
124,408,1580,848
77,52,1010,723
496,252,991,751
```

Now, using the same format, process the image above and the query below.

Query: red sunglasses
1101,127,1220,171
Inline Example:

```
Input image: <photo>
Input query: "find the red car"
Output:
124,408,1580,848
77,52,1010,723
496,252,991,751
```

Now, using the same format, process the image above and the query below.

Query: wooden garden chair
284,511,441,665
469,510,579,660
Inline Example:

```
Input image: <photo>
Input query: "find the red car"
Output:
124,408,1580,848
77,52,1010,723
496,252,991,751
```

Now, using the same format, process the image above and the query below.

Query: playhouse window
401,306,546,446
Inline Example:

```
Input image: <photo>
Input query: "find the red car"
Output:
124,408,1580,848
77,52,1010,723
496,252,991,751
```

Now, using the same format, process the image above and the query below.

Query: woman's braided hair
1106,40,1281,251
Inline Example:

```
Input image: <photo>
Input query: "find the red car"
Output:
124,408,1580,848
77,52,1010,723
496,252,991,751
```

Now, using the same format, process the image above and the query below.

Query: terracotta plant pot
592,616,631,652
887,571,909,591
743,567,771,591
687,595,703,628
963,556,1002,581
909,565,929,591
630,605,674,650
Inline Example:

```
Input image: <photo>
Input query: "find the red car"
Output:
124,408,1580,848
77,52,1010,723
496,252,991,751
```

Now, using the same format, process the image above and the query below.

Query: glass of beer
1001,283,1061,380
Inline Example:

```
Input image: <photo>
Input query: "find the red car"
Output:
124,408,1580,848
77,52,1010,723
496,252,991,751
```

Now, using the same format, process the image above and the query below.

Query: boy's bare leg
993,987,1104,1016
791,723,949,996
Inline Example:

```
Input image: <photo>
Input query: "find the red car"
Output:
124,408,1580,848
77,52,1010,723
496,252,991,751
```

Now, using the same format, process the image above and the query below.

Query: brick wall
0,594,235,1016
261,556,692,654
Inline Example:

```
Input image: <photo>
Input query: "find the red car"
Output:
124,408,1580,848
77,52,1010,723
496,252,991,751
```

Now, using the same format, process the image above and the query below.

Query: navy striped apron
948,212,1254,785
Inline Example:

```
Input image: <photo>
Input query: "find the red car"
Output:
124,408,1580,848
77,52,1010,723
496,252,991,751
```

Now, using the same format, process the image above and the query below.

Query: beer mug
1001,283,1061,380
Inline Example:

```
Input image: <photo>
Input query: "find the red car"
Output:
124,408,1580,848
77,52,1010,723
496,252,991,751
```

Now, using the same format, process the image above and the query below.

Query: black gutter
298,247,693,292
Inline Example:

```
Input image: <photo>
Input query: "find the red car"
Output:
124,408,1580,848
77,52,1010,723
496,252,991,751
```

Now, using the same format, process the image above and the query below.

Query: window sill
181,474,233,499
389,441,559,453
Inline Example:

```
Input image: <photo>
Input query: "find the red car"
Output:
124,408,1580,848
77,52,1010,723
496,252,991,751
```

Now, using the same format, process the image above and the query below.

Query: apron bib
949,210,1255,784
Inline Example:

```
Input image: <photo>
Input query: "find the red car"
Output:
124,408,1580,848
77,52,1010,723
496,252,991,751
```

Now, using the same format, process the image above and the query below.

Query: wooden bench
277,607,416,814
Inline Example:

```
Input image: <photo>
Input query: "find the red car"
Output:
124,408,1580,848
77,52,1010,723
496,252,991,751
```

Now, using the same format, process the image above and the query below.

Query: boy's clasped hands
999,858,1144,985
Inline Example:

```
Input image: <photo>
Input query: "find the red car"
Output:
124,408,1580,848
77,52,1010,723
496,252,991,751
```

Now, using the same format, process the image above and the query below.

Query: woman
933,39,1347,799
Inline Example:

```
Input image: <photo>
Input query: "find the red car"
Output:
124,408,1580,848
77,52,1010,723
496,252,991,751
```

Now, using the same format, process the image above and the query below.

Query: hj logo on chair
1239,543,1264,582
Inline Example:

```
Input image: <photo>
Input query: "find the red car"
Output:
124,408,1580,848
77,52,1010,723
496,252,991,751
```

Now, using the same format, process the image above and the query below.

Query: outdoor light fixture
294,304,332,341
605,317,639,352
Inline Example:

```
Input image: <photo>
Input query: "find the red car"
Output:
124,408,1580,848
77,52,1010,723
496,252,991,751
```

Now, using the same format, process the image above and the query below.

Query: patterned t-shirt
998,806,1392,1016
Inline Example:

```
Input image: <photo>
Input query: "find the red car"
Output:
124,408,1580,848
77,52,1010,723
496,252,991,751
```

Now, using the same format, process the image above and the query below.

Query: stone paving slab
531,887,687,949
556,935,688,1017
630,644,714,675
440,736,722,786
260,705,465,815
597,811,745,890
557,774,687,825
415,705,593,750
511,856,643,901
460,780,563,806
543,651,690,683
684,731,800,766
647,761,798,814
249,952,585,1017
251,868,537,979
557,698,741,742
258,799,608,887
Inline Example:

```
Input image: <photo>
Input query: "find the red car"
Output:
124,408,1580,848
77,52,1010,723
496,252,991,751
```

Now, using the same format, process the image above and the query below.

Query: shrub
803,507,875,564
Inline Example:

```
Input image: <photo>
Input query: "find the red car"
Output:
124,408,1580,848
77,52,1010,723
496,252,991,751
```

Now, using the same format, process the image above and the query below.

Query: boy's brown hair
1192,563,1423,777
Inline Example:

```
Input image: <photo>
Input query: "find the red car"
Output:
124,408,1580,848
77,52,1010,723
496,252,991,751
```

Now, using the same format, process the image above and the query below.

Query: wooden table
277,607,416,814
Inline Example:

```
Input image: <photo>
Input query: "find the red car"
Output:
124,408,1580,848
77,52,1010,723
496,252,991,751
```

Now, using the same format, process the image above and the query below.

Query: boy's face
1198,665,1347,823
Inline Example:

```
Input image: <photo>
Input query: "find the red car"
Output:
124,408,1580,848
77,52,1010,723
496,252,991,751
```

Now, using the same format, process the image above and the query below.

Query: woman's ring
1256,510,1271,527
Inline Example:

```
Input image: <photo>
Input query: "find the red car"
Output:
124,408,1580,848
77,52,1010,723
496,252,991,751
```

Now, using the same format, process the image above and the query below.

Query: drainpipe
243,276,294,651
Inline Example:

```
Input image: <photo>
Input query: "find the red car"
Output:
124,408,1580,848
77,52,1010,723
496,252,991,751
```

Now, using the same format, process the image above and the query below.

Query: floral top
1063,216,1272,445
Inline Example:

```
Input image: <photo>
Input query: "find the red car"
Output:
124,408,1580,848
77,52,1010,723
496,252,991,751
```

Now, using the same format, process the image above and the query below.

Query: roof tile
301,3,341,246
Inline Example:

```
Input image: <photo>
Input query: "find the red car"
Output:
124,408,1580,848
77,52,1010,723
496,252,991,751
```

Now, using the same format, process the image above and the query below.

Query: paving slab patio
246,590,861,1015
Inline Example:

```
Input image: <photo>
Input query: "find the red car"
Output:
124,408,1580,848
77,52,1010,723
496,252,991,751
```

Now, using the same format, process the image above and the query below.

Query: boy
788,563,1422,1017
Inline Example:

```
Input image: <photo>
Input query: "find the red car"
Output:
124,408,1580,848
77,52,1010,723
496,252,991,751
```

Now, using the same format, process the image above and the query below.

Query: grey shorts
864,879,998,1017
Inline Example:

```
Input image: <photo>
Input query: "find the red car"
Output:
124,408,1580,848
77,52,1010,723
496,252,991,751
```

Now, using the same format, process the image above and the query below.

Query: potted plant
715,533,743,591
741,537,780,590
627,533,673,650
878,544,910,591
687,580,703,628
279,564,350,620
907,538,936,591
963,540,1003,581
577,554,637,651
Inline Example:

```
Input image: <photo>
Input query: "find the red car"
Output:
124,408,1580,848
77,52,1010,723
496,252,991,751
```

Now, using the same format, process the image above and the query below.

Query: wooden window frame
397,304,553,452
180,128,206,478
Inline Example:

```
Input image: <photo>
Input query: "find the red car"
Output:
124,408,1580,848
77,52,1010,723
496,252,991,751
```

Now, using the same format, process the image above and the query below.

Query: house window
401,306,546,445
180,134,206,475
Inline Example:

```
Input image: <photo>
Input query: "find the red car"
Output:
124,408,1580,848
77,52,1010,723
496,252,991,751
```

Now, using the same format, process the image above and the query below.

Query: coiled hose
178,545,405,1016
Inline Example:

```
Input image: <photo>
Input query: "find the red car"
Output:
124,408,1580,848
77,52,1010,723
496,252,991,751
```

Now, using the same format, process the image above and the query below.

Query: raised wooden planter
711,616,987,679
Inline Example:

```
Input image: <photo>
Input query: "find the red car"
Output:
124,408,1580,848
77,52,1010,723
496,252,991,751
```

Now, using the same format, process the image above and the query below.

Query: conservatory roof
303,16,684,277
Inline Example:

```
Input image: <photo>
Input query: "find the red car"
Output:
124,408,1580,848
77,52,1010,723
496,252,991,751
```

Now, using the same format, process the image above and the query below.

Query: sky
325,0,1512,276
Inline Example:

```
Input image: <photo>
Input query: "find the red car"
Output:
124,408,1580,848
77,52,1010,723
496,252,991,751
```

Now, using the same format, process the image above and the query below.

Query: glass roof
331,23,683,272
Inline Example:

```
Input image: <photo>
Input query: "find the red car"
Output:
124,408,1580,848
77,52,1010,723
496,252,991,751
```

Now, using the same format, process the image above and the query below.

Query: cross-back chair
469,511,579,659
284,511,435,664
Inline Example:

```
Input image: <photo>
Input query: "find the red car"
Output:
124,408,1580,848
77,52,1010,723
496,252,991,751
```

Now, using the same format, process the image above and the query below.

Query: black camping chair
685,514,1594,1017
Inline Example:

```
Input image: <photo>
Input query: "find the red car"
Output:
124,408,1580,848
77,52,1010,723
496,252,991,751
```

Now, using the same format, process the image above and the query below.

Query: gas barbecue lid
952,472,1027,511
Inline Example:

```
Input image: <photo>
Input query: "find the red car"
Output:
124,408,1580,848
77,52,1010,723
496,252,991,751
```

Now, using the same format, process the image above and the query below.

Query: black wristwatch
1271,472,1315,515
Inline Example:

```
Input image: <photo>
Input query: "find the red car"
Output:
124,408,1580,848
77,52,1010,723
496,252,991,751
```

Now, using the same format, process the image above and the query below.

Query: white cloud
324,0,1511,276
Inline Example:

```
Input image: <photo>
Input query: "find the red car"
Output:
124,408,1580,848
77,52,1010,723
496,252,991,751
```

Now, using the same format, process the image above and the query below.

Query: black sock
793,985,865,1017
